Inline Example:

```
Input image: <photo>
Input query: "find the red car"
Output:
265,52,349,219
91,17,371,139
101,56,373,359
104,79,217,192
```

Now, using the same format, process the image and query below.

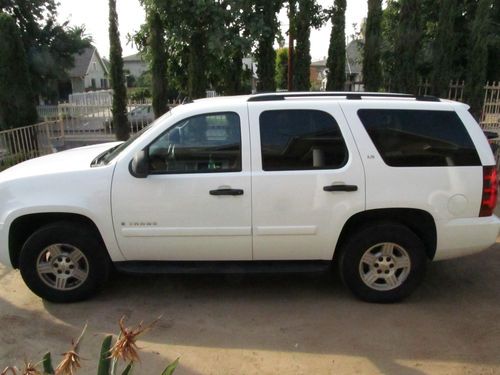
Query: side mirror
129,149,149,178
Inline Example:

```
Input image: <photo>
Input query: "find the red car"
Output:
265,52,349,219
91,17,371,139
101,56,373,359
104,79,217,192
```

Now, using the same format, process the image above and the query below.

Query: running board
114,260,332,274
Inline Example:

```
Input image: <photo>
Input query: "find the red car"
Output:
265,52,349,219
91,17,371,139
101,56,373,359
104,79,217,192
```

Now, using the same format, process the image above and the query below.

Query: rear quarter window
357,109,481,167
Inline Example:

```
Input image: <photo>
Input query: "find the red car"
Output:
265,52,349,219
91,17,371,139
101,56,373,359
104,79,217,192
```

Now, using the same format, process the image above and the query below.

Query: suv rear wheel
19,222,110,302
339,223,427,303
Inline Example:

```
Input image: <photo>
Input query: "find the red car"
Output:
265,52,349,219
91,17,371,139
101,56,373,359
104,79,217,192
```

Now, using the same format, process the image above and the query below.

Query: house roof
68,47,108,78
311,59,327,67
68,47,95,78
123,53,145,62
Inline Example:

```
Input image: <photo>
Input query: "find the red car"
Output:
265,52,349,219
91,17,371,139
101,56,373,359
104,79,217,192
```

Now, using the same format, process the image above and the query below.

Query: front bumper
0,222,12,268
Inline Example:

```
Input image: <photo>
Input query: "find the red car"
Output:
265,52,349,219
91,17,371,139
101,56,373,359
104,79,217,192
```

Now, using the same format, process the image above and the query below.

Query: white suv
0,92,498,303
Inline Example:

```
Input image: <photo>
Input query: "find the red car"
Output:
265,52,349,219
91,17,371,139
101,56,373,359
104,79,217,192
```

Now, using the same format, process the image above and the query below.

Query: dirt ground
0,244,499,375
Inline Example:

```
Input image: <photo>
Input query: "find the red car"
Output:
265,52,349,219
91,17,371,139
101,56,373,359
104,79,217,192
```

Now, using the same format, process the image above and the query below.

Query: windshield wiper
91,145,120,167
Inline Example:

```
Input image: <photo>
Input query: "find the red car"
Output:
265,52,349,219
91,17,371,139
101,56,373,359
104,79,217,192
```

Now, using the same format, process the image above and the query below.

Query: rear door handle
209,188,244,196
323,184,358,192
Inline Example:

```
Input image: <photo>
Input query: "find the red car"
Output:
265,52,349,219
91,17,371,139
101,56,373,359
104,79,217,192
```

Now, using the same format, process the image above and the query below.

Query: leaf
120,363,133,375
42,352,55,374
161,357,180,375
73,322,88,352
97,335,113,375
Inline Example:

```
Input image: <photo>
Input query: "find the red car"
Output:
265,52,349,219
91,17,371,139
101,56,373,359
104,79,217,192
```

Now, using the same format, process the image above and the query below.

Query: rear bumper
434,215,500,260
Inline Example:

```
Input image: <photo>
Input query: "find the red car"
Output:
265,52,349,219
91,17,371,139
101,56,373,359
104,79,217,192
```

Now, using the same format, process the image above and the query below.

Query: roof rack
247,92,440,102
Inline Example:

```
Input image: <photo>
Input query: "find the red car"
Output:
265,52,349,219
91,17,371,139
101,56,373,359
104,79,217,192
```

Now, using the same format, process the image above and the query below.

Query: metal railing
0,121,61,170
481,82,500,129
5,85,500,171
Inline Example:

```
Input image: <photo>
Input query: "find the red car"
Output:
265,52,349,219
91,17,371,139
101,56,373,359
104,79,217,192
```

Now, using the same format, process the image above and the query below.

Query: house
68,47,109,93
310,39,364,91
123,53,148,82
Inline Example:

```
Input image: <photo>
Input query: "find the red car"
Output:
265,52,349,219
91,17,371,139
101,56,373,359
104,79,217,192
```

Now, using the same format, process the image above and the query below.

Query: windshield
91,109,173,167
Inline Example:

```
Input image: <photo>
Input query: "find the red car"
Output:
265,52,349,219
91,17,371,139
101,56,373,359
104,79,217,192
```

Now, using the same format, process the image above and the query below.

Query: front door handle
209,188,244,196
323,184,358,192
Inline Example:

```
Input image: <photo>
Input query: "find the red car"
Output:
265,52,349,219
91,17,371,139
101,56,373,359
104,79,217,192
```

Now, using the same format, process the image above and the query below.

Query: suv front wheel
19,222,110,302
339,223,427,303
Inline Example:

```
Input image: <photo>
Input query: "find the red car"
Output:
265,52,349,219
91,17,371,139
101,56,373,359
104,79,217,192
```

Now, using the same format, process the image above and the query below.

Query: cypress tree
294,0,313,91
148,8,169,117
431,0,458,97
188,29,208,99
256,0,280,92
393,0,421,94
109,0,129,141
363,0,383,91
326,0,346,91
486,1,499,81
275,47,289,90
465,0,492,120
0,13,37,130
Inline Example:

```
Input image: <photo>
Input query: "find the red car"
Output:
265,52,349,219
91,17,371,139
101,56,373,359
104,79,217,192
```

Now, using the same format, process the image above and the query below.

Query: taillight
479,166,498,217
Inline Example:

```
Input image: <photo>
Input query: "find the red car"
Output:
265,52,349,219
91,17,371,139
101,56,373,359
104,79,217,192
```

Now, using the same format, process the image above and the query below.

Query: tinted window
148,112,241,173
259,110,348,171
358,109,480,167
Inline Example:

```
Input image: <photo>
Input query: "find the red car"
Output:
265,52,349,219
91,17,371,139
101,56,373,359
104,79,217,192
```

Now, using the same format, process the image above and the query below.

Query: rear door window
259,109,348,171
357,109,480,167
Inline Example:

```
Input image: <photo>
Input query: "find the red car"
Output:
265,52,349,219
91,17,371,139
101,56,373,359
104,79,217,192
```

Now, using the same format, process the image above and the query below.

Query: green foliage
255,0,282,92
465,0,493,119
363,0,383,91
136,71,152,88
128,88,151,102
147,7,169,117
486,1,500,81
0,0,92,103
134,0,258,98
97,335,113,375
214,0,255,95
188,30,209,99
0,13,38,130
42,352,55,374
326,0,347,91
275,47,289,89
380,0,398,87
162,358,180,375
393,0,421,94
294,0,324,91
109,0,129,141
431,0,458,97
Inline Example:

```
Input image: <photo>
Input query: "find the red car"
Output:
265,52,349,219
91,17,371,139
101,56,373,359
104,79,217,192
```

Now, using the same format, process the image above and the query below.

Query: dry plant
1,318,178,375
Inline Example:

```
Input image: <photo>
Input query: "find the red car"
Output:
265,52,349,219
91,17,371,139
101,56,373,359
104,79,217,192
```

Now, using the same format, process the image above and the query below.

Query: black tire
339,223,427,303
19,222,110,303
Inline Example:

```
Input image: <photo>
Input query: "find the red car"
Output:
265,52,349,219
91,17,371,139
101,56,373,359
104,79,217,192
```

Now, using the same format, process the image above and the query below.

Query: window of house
259,109,348,171
91,79,96,89
357,109,481,167
148,112,241,174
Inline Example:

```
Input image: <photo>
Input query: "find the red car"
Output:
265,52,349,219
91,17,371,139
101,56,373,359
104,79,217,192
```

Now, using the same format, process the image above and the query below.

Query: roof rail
247,92,440,102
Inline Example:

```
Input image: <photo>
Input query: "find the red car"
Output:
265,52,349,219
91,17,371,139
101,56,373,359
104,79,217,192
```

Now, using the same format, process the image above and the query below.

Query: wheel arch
9,212,106,268
334,208,437,260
